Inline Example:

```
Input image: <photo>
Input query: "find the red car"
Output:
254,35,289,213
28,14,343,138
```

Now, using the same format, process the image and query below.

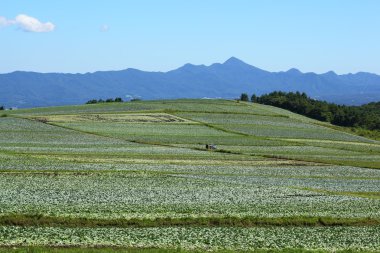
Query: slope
1,99,380,251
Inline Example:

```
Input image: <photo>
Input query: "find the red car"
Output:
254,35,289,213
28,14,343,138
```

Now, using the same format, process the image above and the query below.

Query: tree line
240,91,380,131
86,97,124,104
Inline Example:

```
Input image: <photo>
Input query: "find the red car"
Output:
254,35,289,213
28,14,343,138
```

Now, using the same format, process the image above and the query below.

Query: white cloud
15,14,55,32
0,14,55,32
100,24,109,32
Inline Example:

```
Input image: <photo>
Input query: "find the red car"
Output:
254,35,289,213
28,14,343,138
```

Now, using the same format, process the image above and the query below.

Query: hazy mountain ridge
1,57,380,108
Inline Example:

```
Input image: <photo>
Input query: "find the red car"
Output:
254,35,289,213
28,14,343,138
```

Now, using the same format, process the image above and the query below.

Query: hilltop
1,57,380,108
5,99,380,168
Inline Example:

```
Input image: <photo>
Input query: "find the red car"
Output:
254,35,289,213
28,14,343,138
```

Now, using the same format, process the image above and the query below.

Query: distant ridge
1,57,380,108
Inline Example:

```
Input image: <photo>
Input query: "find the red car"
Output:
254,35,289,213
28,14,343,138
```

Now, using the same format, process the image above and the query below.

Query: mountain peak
286,68,302,75
322,71,337,77
182,63,196,68
223,57,247,66
172,63,207,73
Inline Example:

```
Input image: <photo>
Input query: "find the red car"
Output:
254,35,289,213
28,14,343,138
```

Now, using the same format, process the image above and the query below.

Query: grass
1,214,380,228
0,247,378,253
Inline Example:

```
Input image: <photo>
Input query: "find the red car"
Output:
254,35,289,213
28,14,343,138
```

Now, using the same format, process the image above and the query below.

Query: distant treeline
86,97,124,104
85,97,143,104
240,92,380,131
0,105,4,110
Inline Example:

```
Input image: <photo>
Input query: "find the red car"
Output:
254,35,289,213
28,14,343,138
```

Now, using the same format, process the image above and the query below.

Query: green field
1,99,380,252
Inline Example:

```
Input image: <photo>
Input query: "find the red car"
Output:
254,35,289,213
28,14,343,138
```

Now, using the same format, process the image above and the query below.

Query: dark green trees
85,99,98,104
255,91,380,131
240,93,249,102
251,94,257,103
86,97,124,104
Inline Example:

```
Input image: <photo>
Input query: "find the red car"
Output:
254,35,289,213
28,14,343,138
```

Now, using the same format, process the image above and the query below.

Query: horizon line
0,57,378,76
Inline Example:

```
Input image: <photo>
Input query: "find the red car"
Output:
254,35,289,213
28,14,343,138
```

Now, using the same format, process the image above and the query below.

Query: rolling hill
1,99,380,251
1,57,380,108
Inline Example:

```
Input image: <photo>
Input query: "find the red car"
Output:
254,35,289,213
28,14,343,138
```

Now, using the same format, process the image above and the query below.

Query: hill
1,57,380,108
1,99,380,251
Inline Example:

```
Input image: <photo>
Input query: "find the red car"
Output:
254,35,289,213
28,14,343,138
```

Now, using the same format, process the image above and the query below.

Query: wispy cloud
100,24,109,32
0,16,13,26
0,14,55,32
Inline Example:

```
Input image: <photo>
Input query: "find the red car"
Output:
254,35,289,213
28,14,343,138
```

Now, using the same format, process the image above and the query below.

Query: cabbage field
1,99,380,252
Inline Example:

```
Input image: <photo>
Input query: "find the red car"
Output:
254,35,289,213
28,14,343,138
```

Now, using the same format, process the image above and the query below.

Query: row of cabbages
1,226,380,250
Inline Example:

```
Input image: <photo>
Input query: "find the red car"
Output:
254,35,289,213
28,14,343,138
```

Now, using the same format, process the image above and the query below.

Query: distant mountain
1,57,380,108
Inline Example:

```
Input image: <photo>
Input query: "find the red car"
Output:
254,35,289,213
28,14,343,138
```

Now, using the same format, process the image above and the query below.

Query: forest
242,91,380,132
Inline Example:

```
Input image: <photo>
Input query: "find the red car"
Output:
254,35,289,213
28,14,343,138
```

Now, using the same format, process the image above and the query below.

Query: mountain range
1,57,380,108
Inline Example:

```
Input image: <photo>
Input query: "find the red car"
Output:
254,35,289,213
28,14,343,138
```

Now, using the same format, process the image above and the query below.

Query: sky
1,0,380,74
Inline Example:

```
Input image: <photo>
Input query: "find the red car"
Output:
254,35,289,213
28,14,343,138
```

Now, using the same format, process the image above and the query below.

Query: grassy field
1,99,380,252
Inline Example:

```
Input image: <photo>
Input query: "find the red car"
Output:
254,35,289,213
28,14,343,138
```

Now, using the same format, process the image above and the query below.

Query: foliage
1,170,380,220
240,93,249,102
1,226,380,250
86,97,124,104
0,247,364,253
86,99,98,104
250,94,258,103
0,214,379,228
255,91,380,131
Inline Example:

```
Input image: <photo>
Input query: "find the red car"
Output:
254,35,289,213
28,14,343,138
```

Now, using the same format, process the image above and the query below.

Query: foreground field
1,99,380,251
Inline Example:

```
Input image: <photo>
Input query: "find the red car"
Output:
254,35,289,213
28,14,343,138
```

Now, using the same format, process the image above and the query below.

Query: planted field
1,171,380,220
1,99,380,251
1,226,380,250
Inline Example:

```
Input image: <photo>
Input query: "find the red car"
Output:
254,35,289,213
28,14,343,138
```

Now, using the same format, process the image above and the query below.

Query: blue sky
1,0,380,74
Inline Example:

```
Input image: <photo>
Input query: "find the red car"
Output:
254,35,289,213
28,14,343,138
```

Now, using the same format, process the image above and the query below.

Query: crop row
0,226,379,250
